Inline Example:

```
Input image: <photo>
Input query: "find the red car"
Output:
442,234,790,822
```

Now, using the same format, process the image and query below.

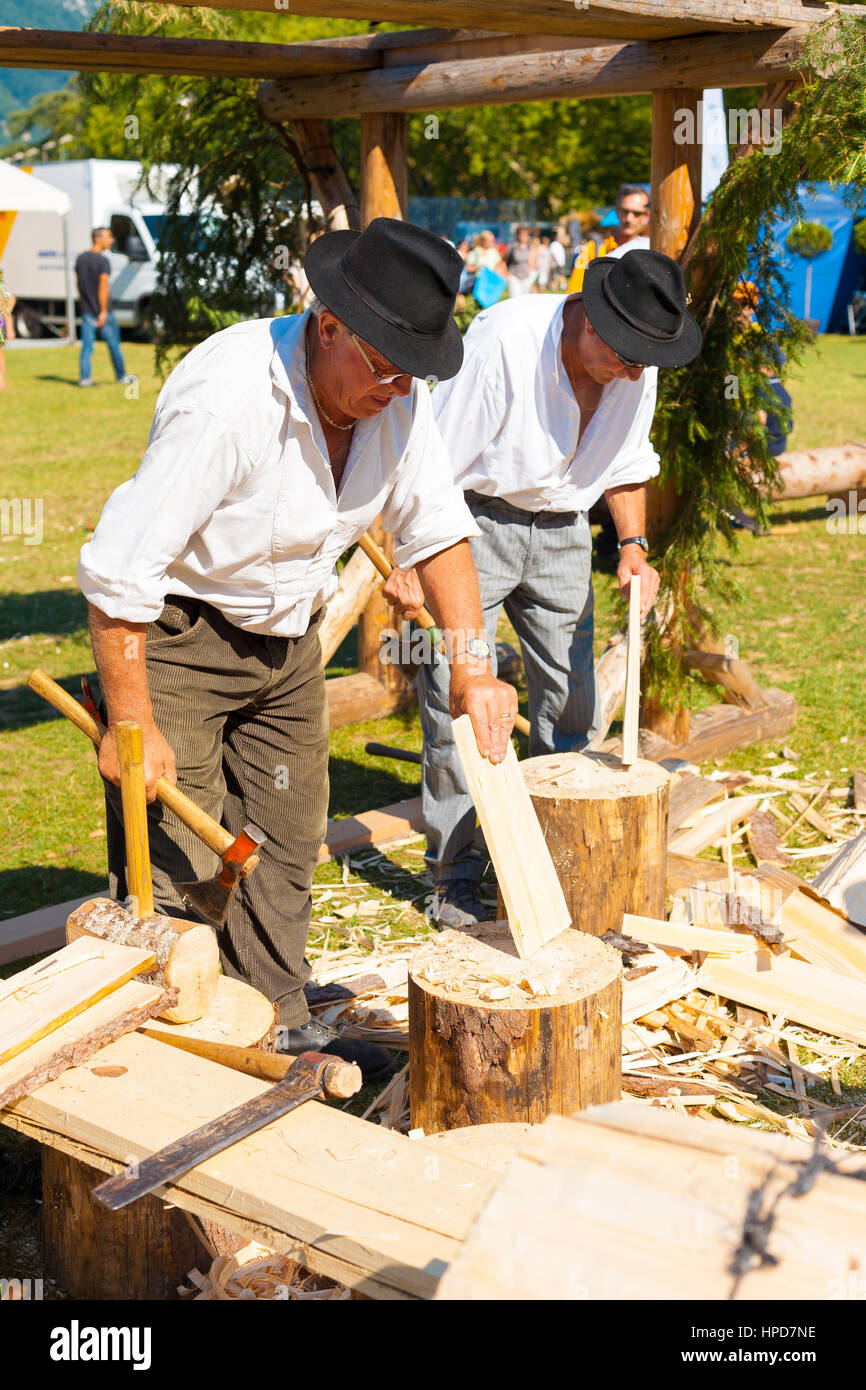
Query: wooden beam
159,1,860,42
326,671,414,728
259,27,808,121
0,27,374,77
287,117,361,232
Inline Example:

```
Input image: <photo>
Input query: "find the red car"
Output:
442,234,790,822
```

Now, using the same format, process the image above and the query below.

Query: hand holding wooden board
451,714,571,958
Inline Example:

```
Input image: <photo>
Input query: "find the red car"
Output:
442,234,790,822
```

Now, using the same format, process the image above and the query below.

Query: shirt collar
269,309,315,425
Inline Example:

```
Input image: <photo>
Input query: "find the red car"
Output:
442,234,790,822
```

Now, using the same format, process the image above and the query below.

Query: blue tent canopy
770,184,866,332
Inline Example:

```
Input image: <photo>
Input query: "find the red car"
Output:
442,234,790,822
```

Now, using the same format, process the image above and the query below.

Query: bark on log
40,975,277,1296
515,752,669,939
771,443,866,501
408,923,621,1133
66,897,219,1025
326,670,415,729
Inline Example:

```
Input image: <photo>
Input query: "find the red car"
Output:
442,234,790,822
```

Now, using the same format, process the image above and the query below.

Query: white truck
1,158,181,338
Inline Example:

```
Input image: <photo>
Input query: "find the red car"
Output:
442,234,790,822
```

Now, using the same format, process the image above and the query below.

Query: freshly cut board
622,913,759,956
668,794,764,856
699,949,866,1048
0,936,156,1068
0,979,169,1108
452,714,570,958
435,1104,866,1301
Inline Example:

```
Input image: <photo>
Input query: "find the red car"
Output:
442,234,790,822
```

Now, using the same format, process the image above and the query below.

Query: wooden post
289,117,361,231
517,751,670,938
357,112,408,688
40,977,277,1298
408,923,621,1134
644,89,703,740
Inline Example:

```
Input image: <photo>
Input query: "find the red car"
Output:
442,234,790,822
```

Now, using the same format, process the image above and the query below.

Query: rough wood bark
66,897,219,1025
408,924,621,1133
42,1147,203,1301
684,650,766,709
515,752,669,939
282,117,361,231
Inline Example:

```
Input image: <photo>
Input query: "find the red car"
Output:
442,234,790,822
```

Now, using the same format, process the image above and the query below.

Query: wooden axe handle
28,669,259,874
355,536,531,739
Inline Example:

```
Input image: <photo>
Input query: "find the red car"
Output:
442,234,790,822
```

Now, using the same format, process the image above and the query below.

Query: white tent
0,161,76,342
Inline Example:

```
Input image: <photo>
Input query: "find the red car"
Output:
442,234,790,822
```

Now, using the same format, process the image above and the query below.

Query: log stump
408,924,621,1134
41,977,276,1298
511,751,669,938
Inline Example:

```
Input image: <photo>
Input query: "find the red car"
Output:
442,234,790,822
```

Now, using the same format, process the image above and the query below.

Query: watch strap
617,535,649,553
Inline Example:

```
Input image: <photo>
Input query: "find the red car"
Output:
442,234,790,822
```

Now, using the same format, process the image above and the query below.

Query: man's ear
316,311,342,352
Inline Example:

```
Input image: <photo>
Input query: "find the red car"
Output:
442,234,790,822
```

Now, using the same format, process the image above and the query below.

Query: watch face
467,638,491,659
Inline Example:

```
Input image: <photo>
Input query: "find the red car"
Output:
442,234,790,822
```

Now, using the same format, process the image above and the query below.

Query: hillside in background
0,0,99,125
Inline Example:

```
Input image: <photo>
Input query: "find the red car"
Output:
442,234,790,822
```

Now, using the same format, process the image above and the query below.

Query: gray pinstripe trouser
101,596,329,1028
416,490,599,885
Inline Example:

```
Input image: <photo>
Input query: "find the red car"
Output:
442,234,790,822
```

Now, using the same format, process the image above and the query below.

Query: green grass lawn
1,333,865,925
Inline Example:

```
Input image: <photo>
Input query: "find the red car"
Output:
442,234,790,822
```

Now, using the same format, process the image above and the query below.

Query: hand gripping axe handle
28,668,265,927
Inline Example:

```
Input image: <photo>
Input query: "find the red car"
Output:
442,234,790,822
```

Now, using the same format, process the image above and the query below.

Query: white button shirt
432,293,660,513
78,312,478,637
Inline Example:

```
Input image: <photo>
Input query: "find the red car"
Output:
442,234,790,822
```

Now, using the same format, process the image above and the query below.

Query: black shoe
276,1018,397,1085
426,879,487,929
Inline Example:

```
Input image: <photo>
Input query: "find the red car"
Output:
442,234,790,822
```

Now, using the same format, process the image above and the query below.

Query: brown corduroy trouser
102,595,329,1028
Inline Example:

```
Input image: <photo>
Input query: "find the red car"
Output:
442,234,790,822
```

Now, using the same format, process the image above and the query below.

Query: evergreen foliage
647,12,866,708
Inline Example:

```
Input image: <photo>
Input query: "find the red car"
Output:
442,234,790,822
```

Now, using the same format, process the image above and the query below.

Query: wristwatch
617,535,649,553
464,637,492,661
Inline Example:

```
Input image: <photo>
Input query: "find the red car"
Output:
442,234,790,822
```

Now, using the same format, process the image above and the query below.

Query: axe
28,669,265,929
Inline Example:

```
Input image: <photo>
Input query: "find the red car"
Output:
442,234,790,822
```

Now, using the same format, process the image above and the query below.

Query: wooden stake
621,575,641,767
116,721,154,918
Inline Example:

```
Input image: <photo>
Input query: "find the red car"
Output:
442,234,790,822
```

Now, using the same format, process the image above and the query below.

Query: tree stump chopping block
408,924,621,1134
512,752,670,938
41,977,277,1298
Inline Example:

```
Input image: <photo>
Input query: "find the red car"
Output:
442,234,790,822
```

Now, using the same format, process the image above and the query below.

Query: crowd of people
454,183,651,309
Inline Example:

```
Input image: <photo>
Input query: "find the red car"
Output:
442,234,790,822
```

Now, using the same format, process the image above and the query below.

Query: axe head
173,823,266,929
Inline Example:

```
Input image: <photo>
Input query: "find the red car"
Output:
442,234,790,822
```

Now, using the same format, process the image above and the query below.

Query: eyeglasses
349,332,409,385
614,350,648,370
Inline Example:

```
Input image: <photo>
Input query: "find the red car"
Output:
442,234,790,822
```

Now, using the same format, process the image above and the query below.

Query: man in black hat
78,218,517,1080
403,249,701,927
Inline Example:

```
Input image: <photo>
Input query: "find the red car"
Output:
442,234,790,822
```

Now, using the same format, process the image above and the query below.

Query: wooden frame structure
2,0,848,737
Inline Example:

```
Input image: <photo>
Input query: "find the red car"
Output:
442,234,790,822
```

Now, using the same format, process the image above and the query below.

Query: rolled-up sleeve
78,406,254,622
602,369,661,491
380,387,480,570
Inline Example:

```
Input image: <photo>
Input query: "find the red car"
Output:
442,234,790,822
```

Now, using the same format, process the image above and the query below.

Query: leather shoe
276,1019,398,1085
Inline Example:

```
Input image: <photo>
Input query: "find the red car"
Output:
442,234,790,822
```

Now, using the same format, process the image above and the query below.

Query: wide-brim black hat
582,249,702,369
304,218,465,382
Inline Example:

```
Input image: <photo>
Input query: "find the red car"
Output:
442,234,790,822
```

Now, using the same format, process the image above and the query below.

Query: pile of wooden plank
0,936,175,1108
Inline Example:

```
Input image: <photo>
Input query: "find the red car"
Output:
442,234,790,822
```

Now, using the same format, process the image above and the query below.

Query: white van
1,159,180,337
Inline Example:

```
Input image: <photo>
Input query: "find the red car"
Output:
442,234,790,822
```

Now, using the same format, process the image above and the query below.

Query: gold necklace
305,343,355,432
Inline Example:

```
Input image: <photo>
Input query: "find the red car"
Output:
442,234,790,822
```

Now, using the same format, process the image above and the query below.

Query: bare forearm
415,540,486,655
604,482,646,542
88,602,152,725
98,275,110,315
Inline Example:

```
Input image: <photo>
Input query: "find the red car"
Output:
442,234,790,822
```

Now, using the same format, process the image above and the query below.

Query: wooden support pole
357,112,408,689
287,117,361,232
621,574,641,767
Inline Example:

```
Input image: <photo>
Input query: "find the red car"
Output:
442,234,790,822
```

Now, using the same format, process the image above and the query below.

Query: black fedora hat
582,249,702,369
303,218,465,382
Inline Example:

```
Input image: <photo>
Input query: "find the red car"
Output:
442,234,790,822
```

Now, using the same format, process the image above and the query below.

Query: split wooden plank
621,947,696,1023
668,794,764,857
452,713,570,958
622,913,759,956
0,937,157,1068
779,888,866,983
698,950,866,1048
854,772,866,814
667,772,723,838
811,829,866,929
318,795,424,862
0,980,169,1109
621,575,641,769
436,1102,866,1301
3,1030,497,1299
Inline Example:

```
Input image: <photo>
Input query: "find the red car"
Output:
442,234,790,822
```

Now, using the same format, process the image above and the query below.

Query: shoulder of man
154,317,286,436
